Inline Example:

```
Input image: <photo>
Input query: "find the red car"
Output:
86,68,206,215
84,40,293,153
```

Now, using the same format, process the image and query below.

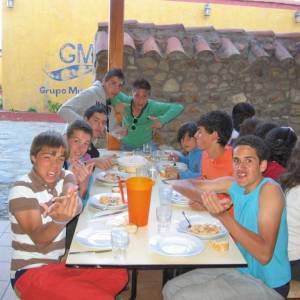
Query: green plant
9,108,18,112
48,100,62,113
27,107,37,112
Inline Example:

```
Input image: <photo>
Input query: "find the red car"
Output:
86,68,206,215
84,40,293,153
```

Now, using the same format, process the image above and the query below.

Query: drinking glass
158,184,173,206
111,227,129,260
156,205,172,235
143,142,152,155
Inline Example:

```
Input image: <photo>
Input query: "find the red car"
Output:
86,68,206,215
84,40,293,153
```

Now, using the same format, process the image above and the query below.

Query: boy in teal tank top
164,135,290,300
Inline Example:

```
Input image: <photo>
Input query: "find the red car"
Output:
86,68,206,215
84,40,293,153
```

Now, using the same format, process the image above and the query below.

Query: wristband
52,218,71,225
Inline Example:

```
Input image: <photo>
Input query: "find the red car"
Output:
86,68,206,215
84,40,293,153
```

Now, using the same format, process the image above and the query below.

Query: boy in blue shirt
166,122,202,179
165,135,290,299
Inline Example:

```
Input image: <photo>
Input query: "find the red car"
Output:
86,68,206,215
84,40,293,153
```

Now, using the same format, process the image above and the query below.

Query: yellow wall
2,0,300,111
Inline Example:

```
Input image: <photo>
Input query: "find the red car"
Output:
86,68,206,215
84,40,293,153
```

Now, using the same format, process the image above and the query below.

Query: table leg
129,269,138,300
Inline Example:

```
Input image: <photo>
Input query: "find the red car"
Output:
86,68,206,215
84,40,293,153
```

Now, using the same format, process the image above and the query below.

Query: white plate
75,227,112,249
177,215,228,240
95,171,129,185
89,192,127,210
149,233,204,256
171,190,189,206
158,161,188,171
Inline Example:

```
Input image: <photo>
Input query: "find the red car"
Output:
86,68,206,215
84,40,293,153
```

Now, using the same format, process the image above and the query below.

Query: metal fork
182,211,192,228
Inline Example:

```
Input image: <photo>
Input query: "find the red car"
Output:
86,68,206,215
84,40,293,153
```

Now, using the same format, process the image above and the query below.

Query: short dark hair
30,131,68,162
132,79,151,91
264,127,297,167
103,68,125,83
177,122,197,143
234,135,270,162
66,119,93,139
232,102,255,132
197,110,233,146
84,104,108,120
239,117,262,137
254,121,278,139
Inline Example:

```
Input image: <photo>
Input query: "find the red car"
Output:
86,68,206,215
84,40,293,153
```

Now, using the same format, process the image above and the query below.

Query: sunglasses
131,117,138,130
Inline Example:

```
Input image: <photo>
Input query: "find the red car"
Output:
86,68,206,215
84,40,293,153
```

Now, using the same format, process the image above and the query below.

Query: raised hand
46,187,80,223
200,191,232,216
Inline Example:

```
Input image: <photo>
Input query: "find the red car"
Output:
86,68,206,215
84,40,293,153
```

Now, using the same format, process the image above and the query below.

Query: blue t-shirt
178,148,202,179
229,178,291,288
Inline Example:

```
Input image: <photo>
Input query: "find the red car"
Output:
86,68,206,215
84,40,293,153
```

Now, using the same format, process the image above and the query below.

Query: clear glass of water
156,205,172,235
158,184,173,206
143,142,152,155
111,227,129,260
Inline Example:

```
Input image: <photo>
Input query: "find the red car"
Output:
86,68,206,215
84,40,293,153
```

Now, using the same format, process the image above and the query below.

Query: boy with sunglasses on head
112,78,184,151
8,131,128,300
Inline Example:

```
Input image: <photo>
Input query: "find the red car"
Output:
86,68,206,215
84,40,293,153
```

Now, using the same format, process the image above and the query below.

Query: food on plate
104,173,119,182
208,237,229,252
189,223,221,236
99,195,123,206
103,172,127,182
112,186,120,193
159,168,177,179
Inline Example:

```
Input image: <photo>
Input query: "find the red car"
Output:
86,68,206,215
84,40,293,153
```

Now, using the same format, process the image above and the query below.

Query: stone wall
95,23,300,147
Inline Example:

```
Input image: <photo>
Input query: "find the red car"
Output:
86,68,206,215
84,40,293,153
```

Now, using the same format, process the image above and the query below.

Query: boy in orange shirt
192,110,233,213
196,110,233,180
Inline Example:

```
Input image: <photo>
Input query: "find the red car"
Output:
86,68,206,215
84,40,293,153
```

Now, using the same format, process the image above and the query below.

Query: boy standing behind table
111,78,184,151
165,122,202,179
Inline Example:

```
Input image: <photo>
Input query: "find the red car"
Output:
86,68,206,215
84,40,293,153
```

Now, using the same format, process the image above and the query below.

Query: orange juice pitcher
126,176,154,226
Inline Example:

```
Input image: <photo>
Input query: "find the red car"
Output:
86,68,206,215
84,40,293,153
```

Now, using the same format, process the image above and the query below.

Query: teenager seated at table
8,131,128,300
264,126,297,181
280,140,300,281
165,135,291,300
196,110,233,180
65,119,95,202
165,122,202,179
64,120,97,249
111,78,184,151
83,103,114,169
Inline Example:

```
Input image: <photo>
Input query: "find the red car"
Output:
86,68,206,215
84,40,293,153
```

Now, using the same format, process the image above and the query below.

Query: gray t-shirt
57,80,118,132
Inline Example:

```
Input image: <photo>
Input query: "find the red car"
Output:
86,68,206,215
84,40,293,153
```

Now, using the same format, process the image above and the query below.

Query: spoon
182,211,192,228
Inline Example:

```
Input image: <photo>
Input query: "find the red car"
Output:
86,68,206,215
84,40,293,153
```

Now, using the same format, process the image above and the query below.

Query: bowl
117,155,148,173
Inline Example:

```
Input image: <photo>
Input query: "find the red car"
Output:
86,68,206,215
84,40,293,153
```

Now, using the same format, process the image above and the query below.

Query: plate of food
75,227,112,249
149,233,204,256
158,161,188,179
89,192,127,210
95,171,129,185
177,215,227,240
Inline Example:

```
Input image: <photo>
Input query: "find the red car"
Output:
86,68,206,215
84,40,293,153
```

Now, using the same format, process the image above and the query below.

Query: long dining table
66,156,247,299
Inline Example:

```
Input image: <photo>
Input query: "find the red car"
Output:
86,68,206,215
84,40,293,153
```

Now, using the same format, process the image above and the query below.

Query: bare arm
202,182,284,264
170,177,233,200
14,184,80,249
